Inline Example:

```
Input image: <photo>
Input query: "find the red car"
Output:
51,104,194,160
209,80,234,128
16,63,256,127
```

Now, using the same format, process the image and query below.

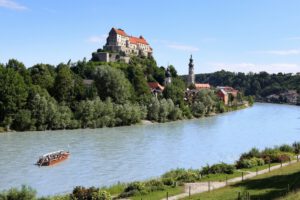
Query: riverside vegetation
189,70,300,105
1,142,299,200
0,57,252,132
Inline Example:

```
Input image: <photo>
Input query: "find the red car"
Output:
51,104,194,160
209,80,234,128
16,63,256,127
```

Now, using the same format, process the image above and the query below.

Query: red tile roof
114,28,128,37
129,36,149,45
112,28,150,45
148,82,164,91
195,83,210,89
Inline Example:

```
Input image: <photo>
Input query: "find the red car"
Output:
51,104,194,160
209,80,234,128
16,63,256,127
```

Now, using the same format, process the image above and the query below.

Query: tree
191,101,205,117
163,84,184,107
94,65,133,103
29,64,56,91
6,59,31,84
53,64,74,103
126,65,150,98
0,68,28,122
12,109,34,131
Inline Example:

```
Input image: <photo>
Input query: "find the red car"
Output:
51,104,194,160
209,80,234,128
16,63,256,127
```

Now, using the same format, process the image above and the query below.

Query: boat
36,150,70,166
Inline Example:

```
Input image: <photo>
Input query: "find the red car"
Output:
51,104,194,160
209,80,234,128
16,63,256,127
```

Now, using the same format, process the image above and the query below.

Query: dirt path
161,160,297,200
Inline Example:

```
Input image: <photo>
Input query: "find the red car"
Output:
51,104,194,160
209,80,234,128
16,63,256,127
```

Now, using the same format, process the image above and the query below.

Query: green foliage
53,64,75,103
0,185,36,200
279,144,295,153
236,157,265,169
12,109,34,131
119,182,147,198
162,168,200,183
194,70,299,102
163,82,184,107
125,65,150,98
0,68,28,122
201,163,235,175
70,186,111,200
94,65,133,104
29,64,56,92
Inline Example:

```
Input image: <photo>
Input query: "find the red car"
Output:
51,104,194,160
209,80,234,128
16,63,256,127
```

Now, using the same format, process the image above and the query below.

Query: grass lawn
181,161,300,200
130,186,184,200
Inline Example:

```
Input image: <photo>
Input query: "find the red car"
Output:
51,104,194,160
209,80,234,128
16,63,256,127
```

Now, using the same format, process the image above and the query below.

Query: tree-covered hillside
0,57,232,132
182,70,300,104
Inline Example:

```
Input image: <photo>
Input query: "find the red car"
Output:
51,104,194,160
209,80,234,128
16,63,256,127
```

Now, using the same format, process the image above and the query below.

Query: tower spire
188,55,195,86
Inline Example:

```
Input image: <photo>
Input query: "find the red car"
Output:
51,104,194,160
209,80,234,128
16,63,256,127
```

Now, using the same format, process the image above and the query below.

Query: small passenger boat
36,150,70,166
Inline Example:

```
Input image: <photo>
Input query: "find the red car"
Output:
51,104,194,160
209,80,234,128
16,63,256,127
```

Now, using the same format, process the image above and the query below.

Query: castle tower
165,66,172,85
188,55,195,86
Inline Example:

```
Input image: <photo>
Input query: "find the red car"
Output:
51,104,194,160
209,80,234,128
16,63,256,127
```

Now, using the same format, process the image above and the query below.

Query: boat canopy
40,150,66,158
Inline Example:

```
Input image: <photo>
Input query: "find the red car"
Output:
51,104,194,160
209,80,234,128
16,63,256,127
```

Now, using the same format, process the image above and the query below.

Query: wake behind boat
36,150,70,166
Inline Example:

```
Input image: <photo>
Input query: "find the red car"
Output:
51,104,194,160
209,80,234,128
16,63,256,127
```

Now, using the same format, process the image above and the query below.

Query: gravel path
161,160,297,200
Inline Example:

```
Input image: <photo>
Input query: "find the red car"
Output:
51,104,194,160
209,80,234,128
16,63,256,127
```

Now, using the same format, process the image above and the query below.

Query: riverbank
0,103,250,133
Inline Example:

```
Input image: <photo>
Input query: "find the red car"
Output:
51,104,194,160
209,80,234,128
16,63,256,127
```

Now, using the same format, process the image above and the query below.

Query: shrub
144,180,165,192
236,157,265,169
279,144,294,153
0,185,36,200
119,182,147,198
162,169,200,183
70,186,98,200
201,163,235,175
162,178,175,186
91,190,111,200
239,148,261,160
293,142,300,154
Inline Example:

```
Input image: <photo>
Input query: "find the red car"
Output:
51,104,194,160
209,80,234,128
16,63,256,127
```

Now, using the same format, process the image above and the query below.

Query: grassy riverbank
182,160,300,200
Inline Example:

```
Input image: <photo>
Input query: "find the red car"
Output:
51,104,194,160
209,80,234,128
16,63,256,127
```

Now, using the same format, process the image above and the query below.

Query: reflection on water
0,103,299,196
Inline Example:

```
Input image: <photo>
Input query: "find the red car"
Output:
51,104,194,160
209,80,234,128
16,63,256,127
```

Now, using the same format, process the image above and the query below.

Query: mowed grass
181,161,300,200
130,186,184,200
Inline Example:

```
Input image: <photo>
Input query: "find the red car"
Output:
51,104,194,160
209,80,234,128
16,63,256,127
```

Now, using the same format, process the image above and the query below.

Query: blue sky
1,0,300,75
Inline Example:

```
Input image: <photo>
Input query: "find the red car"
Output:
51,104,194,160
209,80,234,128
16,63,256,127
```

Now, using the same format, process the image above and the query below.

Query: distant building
92,28,153,63
195,83,210,90
148,82,164,97
217,86,238,105
187,55,195,86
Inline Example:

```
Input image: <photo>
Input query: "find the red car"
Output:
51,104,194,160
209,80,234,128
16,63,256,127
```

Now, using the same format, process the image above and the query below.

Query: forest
0,57,237,132
191,70,300,100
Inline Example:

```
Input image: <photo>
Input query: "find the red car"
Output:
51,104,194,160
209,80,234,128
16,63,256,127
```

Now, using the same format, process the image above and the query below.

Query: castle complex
92,28,153,63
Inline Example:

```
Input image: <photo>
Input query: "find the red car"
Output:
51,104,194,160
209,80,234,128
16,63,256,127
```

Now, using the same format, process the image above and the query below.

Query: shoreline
0,103,251,134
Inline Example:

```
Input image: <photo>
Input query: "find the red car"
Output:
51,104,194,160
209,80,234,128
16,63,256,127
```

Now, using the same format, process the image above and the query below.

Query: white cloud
87,35,107,44
207,62,300,74
0,0,27,10
167,44,199,52
254,49,300,56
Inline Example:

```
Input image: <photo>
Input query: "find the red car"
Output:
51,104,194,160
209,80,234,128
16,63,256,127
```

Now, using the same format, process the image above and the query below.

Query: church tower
188,55,195,86
165,66,172,85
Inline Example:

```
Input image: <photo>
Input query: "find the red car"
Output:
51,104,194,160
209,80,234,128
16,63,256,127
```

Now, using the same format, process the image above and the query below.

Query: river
0,103,299,196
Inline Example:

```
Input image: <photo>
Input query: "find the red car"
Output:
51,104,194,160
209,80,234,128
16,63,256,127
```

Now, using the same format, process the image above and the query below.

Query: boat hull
37,152,70,166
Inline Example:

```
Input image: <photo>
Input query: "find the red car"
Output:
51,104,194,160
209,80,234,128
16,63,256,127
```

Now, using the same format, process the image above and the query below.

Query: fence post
256,168,258,175
226,176,228,186
208,181,211,192
269,162,271,172
189,185,191,198
281,160,283,168
238,192,241,200
297,155,299,162
287,184,290,193
166,192,168,200
242,172,244,181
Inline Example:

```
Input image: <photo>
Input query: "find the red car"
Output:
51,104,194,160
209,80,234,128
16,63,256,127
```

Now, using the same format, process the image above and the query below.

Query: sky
1,0,300,75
